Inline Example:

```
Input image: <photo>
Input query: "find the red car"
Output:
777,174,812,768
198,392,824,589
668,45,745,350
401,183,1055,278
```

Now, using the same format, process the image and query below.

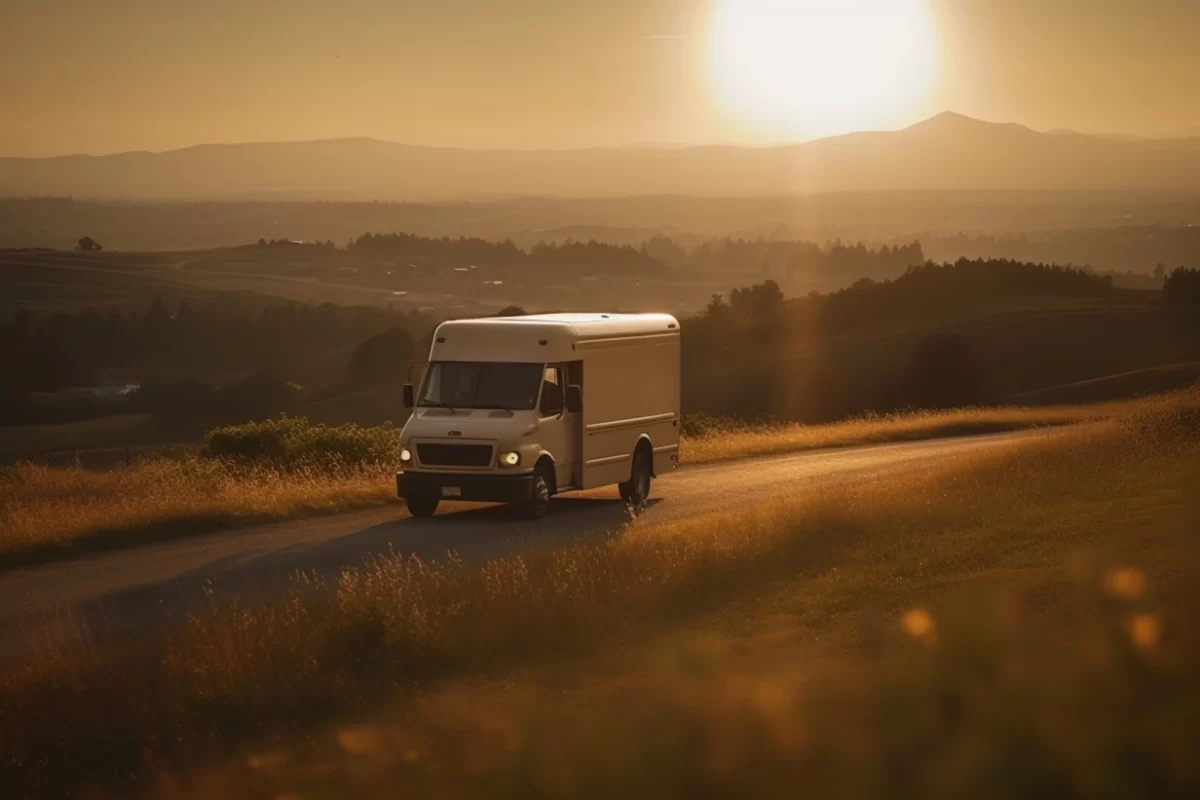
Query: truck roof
437,312,679,339
431,313,679,362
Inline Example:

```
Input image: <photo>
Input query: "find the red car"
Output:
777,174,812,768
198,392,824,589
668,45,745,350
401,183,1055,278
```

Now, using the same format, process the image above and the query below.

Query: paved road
0,430,1055,659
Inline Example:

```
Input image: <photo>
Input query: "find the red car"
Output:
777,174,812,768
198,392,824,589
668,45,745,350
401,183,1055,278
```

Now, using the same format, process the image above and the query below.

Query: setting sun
709,0,938,139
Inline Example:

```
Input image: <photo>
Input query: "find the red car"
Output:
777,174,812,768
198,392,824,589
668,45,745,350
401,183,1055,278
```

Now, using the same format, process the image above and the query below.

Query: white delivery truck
397,313,681,518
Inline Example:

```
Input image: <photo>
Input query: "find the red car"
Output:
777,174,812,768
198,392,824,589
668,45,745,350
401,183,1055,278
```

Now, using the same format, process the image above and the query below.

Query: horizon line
5,112,1197,160
0,112,1009,160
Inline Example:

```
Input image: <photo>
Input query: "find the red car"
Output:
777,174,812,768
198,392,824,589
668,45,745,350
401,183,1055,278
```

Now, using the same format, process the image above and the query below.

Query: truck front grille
416,443,494,468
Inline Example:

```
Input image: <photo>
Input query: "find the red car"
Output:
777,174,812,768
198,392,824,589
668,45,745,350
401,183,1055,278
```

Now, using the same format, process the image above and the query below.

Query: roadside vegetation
0,458,395,568
0,395,1162,567
0,417,399,566
2,386,1198,796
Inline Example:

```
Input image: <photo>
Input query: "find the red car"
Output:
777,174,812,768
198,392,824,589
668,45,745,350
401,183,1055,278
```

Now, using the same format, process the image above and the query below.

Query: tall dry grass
681,399,1144,464
0,398,1158,566
0,458,395,564
2,387,1197,796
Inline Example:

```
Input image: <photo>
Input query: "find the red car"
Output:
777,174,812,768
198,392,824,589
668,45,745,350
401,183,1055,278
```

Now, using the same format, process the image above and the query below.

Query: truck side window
540,365,564,417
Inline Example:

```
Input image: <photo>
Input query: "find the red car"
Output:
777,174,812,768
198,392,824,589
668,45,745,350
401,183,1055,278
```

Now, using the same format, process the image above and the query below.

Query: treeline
348,232,522,266
644,236,924,282
815,258,1112,330
0,297,430,424
682,258,1119,421
1104,270,1165,291
1165,267,1200,326
349,233,660,276
923,226,1200,275
252,238,337,249
346,231,920,281
688,257,1112,342
107,327,418,433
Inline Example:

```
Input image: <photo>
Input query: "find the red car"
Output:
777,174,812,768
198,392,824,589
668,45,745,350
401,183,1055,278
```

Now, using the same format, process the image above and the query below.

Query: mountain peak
904,111,1032,135
907,111,979,128
929,111,978,124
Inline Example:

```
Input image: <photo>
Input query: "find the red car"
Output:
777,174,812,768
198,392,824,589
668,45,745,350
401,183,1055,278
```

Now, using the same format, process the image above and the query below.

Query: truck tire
518,464,554,520
619,446,652,513
406,495,439,518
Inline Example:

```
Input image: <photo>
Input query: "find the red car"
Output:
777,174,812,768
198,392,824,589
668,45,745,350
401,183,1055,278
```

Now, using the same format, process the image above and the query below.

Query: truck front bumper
396,471,535,504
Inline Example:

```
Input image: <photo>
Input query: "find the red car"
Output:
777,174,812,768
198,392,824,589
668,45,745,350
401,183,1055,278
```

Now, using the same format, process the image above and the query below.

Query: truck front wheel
406,495,440,518
518,464,554,520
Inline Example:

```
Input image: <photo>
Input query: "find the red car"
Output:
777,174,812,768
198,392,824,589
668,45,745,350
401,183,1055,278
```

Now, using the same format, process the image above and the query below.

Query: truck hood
401,407,537,441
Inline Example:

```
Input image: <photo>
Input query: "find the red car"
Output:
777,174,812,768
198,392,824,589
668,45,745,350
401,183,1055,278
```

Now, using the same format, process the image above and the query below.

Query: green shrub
203,416,399,471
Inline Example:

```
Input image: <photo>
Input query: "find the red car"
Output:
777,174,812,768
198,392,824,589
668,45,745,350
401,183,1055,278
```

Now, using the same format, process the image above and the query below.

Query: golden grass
0,397,1161,568
0,458,396,565
3,387,1197,796
680,399,1142,464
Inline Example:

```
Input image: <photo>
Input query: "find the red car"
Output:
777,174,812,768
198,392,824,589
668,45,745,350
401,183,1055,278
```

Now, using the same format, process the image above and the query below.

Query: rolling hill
3,113,1200,201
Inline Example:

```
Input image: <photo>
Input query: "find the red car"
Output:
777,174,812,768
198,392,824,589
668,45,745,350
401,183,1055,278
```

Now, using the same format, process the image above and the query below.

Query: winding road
0,429,1055,659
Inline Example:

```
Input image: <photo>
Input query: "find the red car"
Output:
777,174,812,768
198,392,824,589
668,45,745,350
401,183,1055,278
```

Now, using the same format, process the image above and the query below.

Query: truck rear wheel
619,447,652,513
406,495,439,518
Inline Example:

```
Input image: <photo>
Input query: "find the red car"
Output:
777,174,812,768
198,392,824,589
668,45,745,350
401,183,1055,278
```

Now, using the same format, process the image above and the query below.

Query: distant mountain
1044,128,1147,142
3,112,1200,200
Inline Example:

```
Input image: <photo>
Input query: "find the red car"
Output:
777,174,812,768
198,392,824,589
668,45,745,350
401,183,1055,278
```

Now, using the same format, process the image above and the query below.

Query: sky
2,0,1199,157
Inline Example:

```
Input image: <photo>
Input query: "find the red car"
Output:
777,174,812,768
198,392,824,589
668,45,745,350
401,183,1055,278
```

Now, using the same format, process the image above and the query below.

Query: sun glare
709,0,938,140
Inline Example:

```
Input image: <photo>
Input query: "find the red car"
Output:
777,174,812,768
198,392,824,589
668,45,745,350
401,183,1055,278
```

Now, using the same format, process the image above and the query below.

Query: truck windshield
418,362,543,411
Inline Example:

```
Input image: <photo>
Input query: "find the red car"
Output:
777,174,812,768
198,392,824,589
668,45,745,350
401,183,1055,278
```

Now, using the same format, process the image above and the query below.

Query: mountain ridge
3,113,1200,200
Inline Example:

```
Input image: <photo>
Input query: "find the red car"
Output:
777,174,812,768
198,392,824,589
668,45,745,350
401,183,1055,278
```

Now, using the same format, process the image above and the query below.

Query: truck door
537,365,576,490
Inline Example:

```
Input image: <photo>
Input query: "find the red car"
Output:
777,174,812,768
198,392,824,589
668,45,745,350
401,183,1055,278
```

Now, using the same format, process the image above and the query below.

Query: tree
1163,267,1200,330
729,279,784,318
704,293,733,329
143,295,170,340
346,327,416,387
495,305,526,317
220,371,300,423
77,236,102,252
642,235,687,267
134,379,218,431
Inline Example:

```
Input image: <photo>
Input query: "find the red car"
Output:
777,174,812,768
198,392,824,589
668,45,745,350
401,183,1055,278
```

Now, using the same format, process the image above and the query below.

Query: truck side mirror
403,383,414,409
566,384,582,413
540,381,564,417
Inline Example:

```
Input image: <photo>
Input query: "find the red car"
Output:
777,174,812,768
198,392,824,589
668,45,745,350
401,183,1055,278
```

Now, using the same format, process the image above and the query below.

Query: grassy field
1009,360,1200,405
0,398,1159,568
681,400,1137,464
2,387,1197,796
0,414,172,468
0,413,151,454
0,250,252,314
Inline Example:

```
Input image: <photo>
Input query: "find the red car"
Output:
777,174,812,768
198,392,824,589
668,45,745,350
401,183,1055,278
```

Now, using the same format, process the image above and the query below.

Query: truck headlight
400,448,412,463
499,451,521,467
